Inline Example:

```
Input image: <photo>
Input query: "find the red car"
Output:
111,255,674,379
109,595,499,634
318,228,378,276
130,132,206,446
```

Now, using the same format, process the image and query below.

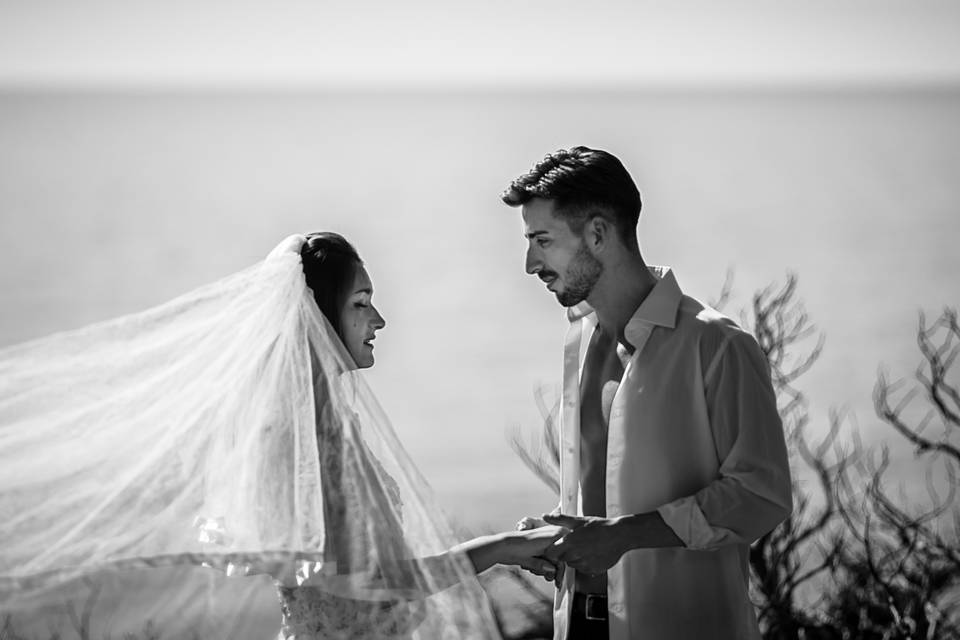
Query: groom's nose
525,247,542,275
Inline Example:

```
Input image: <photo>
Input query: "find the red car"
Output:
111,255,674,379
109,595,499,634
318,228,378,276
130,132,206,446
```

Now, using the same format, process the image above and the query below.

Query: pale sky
1,0,959,90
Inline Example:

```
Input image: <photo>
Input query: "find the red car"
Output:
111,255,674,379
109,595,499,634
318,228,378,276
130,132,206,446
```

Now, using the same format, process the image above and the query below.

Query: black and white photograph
1,2,958,638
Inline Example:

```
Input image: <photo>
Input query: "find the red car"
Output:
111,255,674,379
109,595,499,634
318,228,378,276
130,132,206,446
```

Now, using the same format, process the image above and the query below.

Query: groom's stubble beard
556,243,603,307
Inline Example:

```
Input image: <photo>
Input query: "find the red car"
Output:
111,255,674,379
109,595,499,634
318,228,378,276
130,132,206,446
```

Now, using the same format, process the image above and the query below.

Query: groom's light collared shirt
553,267,792,640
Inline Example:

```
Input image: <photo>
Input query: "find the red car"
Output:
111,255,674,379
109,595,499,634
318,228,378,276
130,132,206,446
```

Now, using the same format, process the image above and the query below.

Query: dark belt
572,592,608,622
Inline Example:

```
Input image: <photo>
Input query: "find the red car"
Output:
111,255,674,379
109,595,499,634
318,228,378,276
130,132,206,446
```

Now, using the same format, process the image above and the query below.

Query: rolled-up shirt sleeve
657,330,793,550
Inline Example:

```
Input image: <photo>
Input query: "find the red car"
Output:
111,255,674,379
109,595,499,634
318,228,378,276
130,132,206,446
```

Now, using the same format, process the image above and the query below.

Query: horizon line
3,77,959,95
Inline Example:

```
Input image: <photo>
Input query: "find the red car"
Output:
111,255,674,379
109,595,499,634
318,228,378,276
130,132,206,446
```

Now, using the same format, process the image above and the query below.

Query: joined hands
500,521,566,583
513,513,636,585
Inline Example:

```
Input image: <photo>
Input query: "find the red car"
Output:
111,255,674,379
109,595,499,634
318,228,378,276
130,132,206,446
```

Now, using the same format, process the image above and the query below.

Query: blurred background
1,1,958,637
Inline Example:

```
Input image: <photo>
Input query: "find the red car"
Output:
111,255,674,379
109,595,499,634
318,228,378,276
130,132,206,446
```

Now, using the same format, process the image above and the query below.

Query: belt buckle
584,594,608,621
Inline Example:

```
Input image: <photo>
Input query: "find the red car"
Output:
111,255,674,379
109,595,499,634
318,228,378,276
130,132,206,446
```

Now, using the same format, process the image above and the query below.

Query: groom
502,146,793,639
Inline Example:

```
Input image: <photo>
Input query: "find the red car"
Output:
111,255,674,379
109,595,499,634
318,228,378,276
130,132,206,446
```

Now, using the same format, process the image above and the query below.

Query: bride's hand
516,505,562,531
515,515,548,530
500,525,567,583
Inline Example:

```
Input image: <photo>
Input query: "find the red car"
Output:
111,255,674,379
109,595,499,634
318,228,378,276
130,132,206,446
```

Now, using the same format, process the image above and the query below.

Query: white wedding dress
0,237,501,639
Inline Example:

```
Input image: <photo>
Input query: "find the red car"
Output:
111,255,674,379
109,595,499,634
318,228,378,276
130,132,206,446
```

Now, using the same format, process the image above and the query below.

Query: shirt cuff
657,496,725,550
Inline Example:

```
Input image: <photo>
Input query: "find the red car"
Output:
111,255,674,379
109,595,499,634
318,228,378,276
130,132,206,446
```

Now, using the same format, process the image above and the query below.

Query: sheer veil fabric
0,236,501,639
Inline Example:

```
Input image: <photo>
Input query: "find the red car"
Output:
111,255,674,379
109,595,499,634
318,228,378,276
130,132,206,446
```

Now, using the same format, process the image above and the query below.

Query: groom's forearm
614,512,684,550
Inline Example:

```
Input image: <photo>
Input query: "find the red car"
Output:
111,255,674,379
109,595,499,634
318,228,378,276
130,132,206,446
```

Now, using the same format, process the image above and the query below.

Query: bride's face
338,265,386,369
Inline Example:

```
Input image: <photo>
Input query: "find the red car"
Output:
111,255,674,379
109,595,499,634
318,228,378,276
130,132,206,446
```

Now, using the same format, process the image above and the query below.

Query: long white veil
0,237,501,639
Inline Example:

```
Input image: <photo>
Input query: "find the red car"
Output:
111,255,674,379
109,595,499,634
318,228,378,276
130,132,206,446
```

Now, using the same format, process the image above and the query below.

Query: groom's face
522,198,603,307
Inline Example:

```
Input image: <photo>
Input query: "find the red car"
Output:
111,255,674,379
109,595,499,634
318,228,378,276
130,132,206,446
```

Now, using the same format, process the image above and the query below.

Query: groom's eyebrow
525,230,548,239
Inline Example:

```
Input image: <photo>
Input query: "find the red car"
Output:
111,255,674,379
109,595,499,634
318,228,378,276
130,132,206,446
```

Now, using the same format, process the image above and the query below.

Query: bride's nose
371,306,386,330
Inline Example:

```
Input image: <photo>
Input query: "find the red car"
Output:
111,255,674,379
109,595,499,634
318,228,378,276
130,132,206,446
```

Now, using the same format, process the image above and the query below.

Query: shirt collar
566,266,683,347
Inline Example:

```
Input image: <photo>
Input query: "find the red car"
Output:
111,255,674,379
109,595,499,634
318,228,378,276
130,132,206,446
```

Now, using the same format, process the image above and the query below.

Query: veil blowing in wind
0,236,503,639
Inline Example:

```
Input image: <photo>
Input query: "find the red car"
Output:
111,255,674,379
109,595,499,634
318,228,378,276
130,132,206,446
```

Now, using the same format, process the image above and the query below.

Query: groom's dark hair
501,146,642,246
301,232,363,339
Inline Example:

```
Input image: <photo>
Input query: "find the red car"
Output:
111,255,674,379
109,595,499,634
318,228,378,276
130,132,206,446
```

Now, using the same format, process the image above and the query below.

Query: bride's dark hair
300,232,363,338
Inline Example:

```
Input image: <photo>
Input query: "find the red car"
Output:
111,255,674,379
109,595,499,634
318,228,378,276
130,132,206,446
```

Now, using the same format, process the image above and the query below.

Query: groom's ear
584,215,612,255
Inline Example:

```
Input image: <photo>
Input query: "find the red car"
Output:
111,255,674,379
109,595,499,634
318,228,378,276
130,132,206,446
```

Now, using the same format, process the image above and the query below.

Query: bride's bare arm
391,525,565,592
452,525,565,575
297,525,565,594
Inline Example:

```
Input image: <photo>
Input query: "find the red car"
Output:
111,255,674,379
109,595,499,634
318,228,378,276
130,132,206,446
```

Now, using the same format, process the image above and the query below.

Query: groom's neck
587,254,656,348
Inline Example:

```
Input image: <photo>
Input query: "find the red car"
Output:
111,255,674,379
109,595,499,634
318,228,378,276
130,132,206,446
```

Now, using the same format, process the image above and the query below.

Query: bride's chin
357,345,376,369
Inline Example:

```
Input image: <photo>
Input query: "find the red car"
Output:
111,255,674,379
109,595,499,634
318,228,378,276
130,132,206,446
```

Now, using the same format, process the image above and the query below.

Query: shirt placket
556,314,591,639
560,316,586,515
605,321,654,630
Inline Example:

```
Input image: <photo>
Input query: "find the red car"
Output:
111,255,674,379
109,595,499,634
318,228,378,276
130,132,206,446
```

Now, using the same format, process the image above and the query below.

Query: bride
0,233,561,639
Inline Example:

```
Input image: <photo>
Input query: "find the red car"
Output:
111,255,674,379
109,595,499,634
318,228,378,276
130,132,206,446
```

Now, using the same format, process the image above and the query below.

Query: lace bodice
276,406,417,639
277,586,429,640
